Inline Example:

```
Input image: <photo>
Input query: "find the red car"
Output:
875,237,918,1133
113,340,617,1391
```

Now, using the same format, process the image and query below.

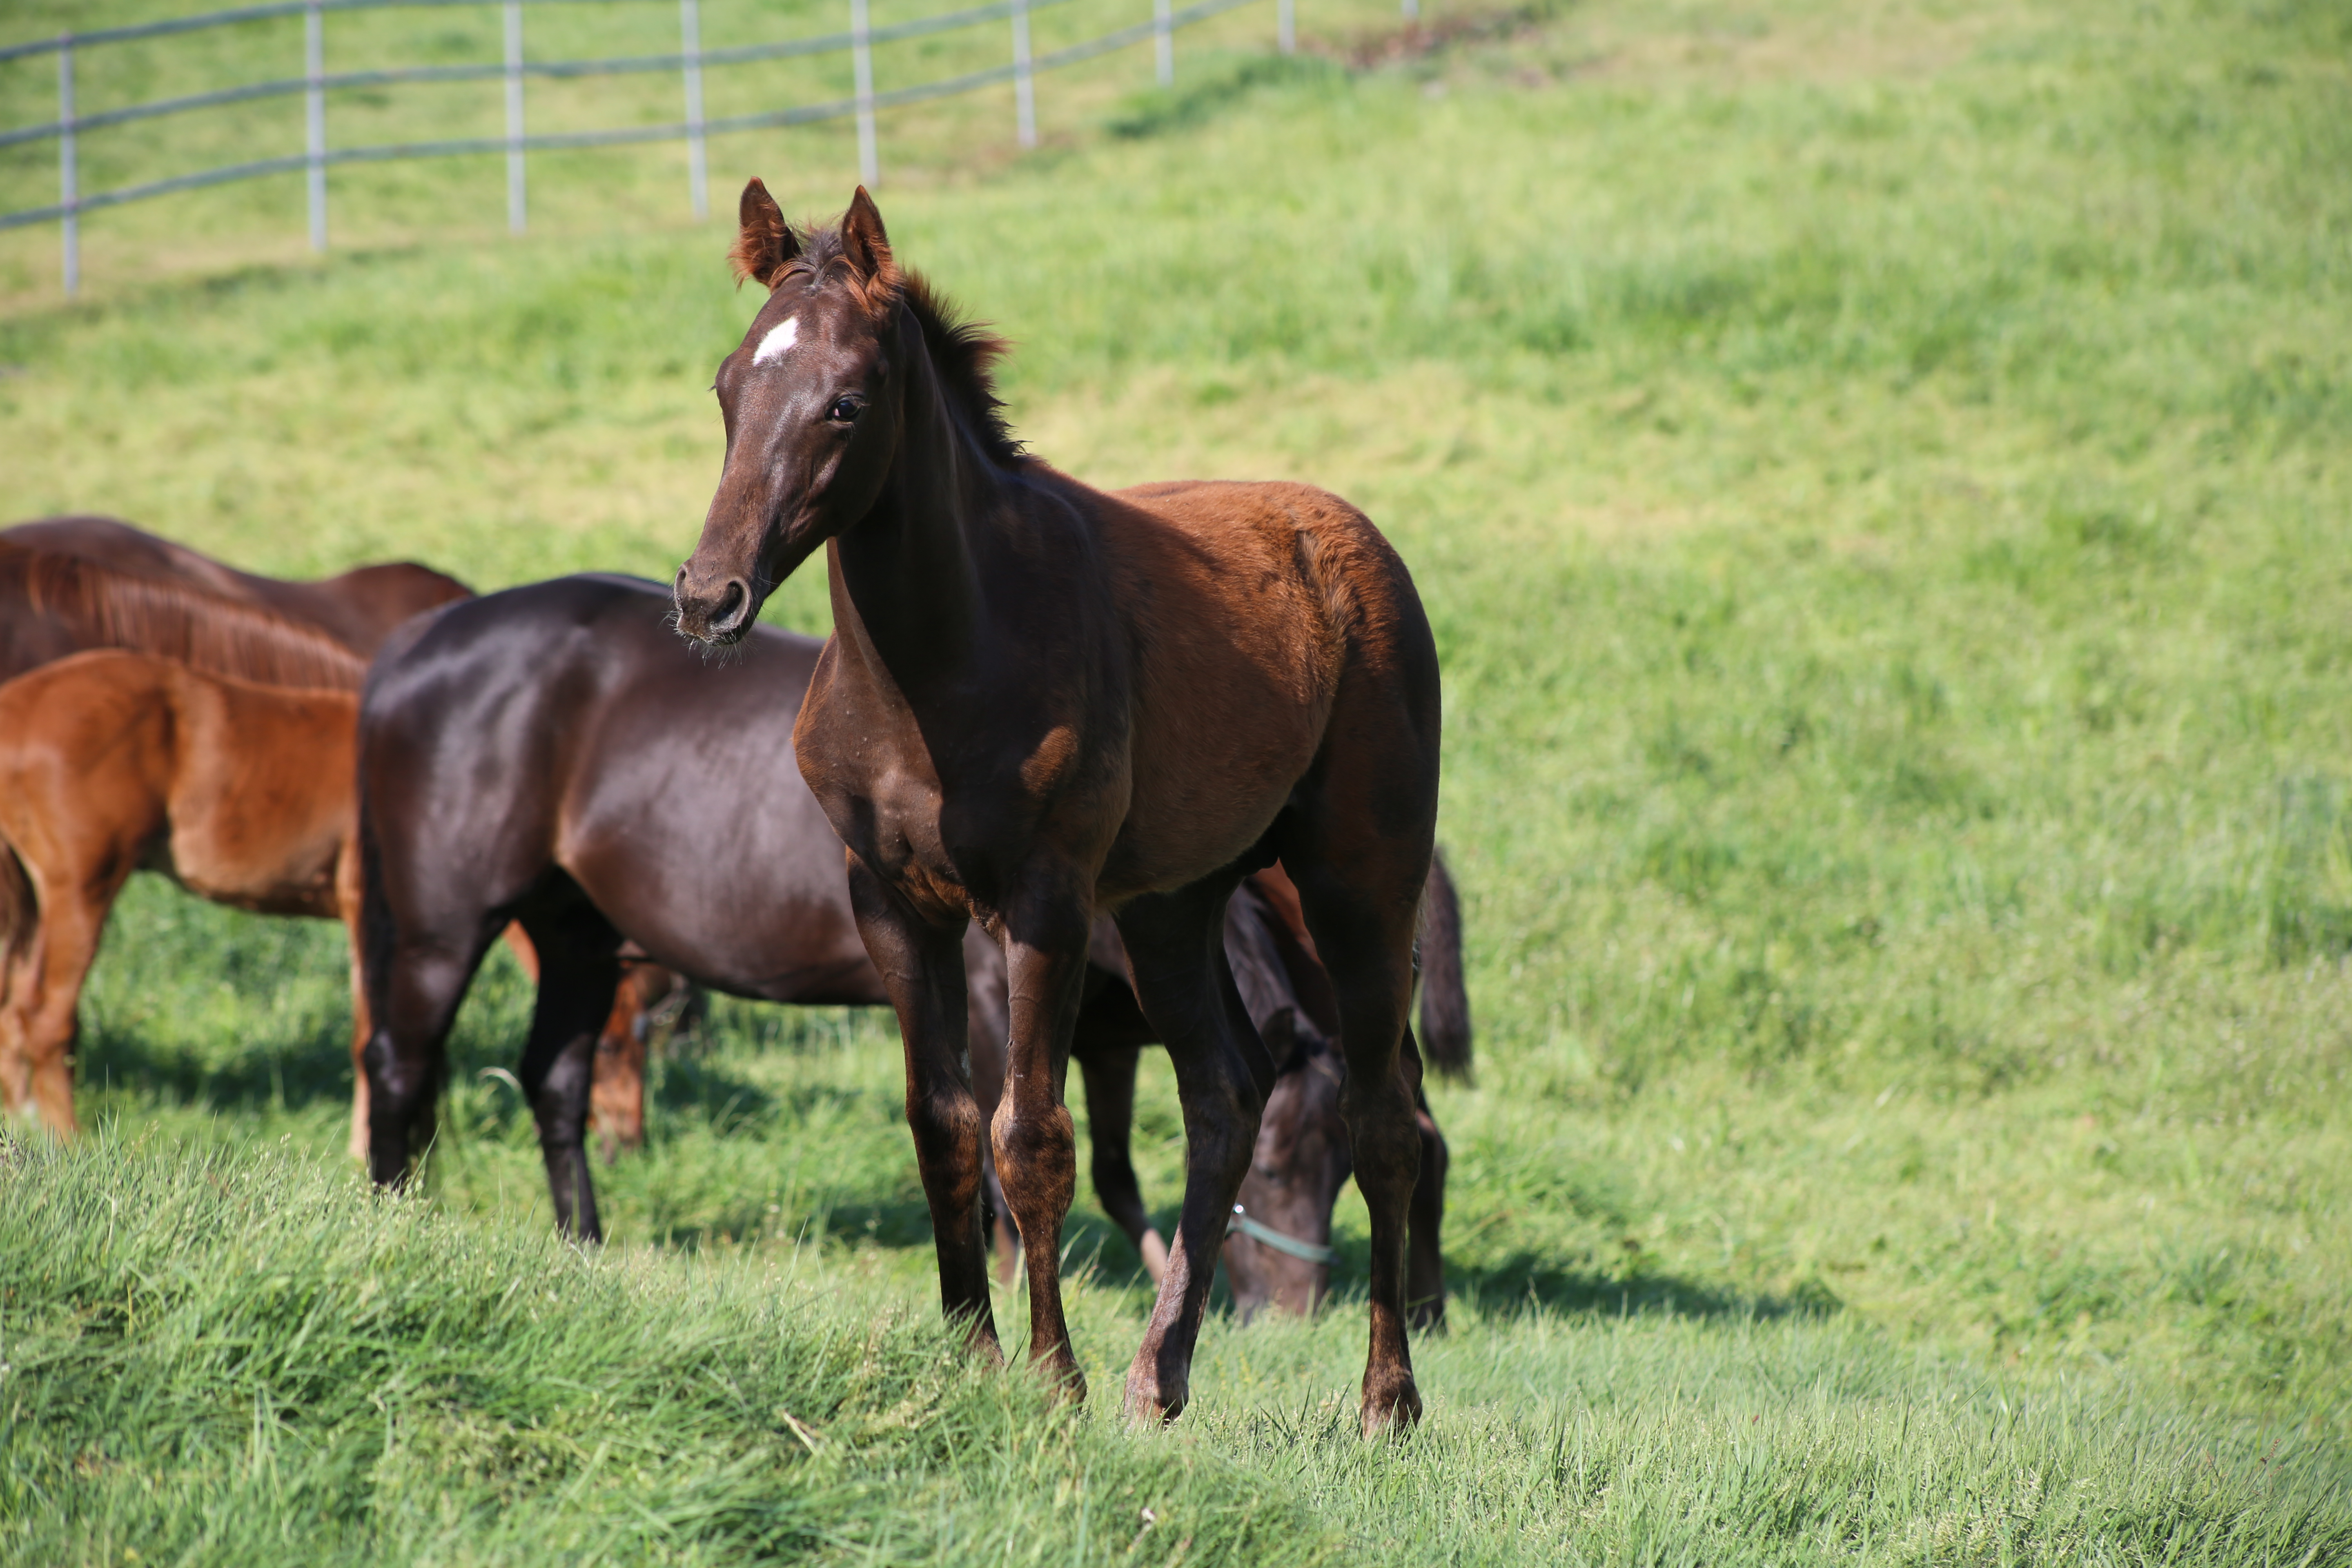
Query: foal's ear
729,178,802,289
840,186,895,283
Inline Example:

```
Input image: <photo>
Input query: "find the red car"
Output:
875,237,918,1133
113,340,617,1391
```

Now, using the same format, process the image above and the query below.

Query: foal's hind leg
514,903,624,1241
1076,1044,1168,1282
1287,844,1430,1434
1406,1086,1449,1331
1117,878,1276,1424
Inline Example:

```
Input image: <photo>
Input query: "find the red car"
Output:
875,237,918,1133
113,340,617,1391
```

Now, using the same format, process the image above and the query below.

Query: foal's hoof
1122,1368,1188,1427
1033,1350,1088,1405
960,1319,1008,1370
1359,1372,1423,1438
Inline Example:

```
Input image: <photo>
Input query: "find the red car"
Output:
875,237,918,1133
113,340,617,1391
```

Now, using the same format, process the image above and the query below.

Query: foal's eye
827,396,862,423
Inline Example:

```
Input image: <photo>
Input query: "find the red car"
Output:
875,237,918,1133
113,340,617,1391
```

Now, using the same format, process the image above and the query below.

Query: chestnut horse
358,575,1464,1310
0,652,359,1132
671,187,1443,1432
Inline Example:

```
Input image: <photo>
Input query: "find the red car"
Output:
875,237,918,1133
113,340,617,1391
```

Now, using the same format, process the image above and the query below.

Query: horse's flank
0,650,362,1132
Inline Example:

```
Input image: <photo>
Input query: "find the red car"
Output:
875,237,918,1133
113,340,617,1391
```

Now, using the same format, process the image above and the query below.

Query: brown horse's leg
13,888,111,1136
339,839,374,1163
1116,879,1274,1425
2,838,139,1138
846,854,1002,1363
1406,1087,1449,1332
1286,854,1428,1435
588,962,662,1165
514,905,622,1241
992,886,1093,1398
1076,1044,1167,1283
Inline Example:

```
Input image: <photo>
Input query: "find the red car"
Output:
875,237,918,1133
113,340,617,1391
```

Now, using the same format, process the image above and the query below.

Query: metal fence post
504,0,526,232
679,0,708,220
851,0,877,185
58,34,77,296
1154,0,1173,86
305,0,326,251
1011,0,1036,149
1278,0,1294,54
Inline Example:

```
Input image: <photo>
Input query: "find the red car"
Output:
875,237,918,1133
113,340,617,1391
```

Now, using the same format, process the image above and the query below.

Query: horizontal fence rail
0,0,1397,293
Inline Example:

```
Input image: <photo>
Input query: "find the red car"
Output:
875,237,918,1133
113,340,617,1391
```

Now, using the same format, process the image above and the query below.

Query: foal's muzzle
672,567,754,645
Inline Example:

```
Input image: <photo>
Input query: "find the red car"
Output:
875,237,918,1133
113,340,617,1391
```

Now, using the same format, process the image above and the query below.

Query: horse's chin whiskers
689,630,751,664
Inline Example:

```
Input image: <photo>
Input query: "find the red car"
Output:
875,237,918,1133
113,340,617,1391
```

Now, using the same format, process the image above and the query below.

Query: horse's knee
993,1101,1076,1209
908,1082,982,1147
906,1085,986,1197
1342,1079,1421,1191
525,1042,592,1117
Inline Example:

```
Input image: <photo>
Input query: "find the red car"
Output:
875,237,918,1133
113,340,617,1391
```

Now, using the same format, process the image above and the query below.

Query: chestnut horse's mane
0,541,369,690
748,222,1024,468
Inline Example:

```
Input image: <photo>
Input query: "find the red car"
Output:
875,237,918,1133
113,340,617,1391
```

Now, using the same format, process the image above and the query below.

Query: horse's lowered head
673,180,1016,644
1223,1008,1351,1322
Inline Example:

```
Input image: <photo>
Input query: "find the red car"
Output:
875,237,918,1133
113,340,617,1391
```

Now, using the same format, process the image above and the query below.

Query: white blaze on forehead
752,316,800,365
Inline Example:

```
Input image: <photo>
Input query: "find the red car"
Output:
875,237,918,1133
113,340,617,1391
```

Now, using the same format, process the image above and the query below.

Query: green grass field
4,0,2351,1560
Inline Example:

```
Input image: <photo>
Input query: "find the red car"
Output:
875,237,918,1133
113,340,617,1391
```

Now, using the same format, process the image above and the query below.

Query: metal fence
0,0,1377,295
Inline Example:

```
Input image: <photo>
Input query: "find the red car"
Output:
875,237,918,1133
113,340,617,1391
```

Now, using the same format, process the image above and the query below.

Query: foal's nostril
710,579,750,633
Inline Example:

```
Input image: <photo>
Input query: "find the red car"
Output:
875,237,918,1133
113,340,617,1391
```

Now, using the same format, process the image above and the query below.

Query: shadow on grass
1448,1246,1843,1322
76,1021,355,1116
648,1054,781,1136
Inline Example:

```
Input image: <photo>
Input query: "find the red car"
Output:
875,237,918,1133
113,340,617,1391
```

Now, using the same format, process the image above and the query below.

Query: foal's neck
828,315,1013,695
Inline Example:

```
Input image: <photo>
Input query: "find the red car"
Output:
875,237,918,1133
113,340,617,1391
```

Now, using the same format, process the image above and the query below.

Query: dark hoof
1123,1368,1187,1427
1360,1372,1423,1437
1035,1350,1088,1405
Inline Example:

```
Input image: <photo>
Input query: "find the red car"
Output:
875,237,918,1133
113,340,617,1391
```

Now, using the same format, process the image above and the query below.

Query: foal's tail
1415,848,1473,1082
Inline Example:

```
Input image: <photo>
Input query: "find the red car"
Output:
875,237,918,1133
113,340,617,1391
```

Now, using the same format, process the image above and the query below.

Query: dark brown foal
672,185,1442,1434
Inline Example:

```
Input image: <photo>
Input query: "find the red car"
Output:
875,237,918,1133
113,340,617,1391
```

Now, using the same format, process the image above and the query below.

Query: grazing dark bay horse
0,514,471,675
980,852,1468,1325
0,652,361,1132
671,186,1443,1433
357,576,1464,1300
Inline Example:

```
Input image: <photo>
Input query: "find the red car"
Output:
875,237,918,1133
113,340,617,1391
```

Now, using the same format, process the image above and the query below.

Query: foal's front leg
847,855,1001,1360
993,885,1094,1397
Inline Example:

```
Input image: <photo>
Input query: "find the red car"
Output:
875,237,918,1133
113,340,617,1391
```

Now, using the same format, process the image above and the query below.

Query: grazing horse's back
2,514,471,659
